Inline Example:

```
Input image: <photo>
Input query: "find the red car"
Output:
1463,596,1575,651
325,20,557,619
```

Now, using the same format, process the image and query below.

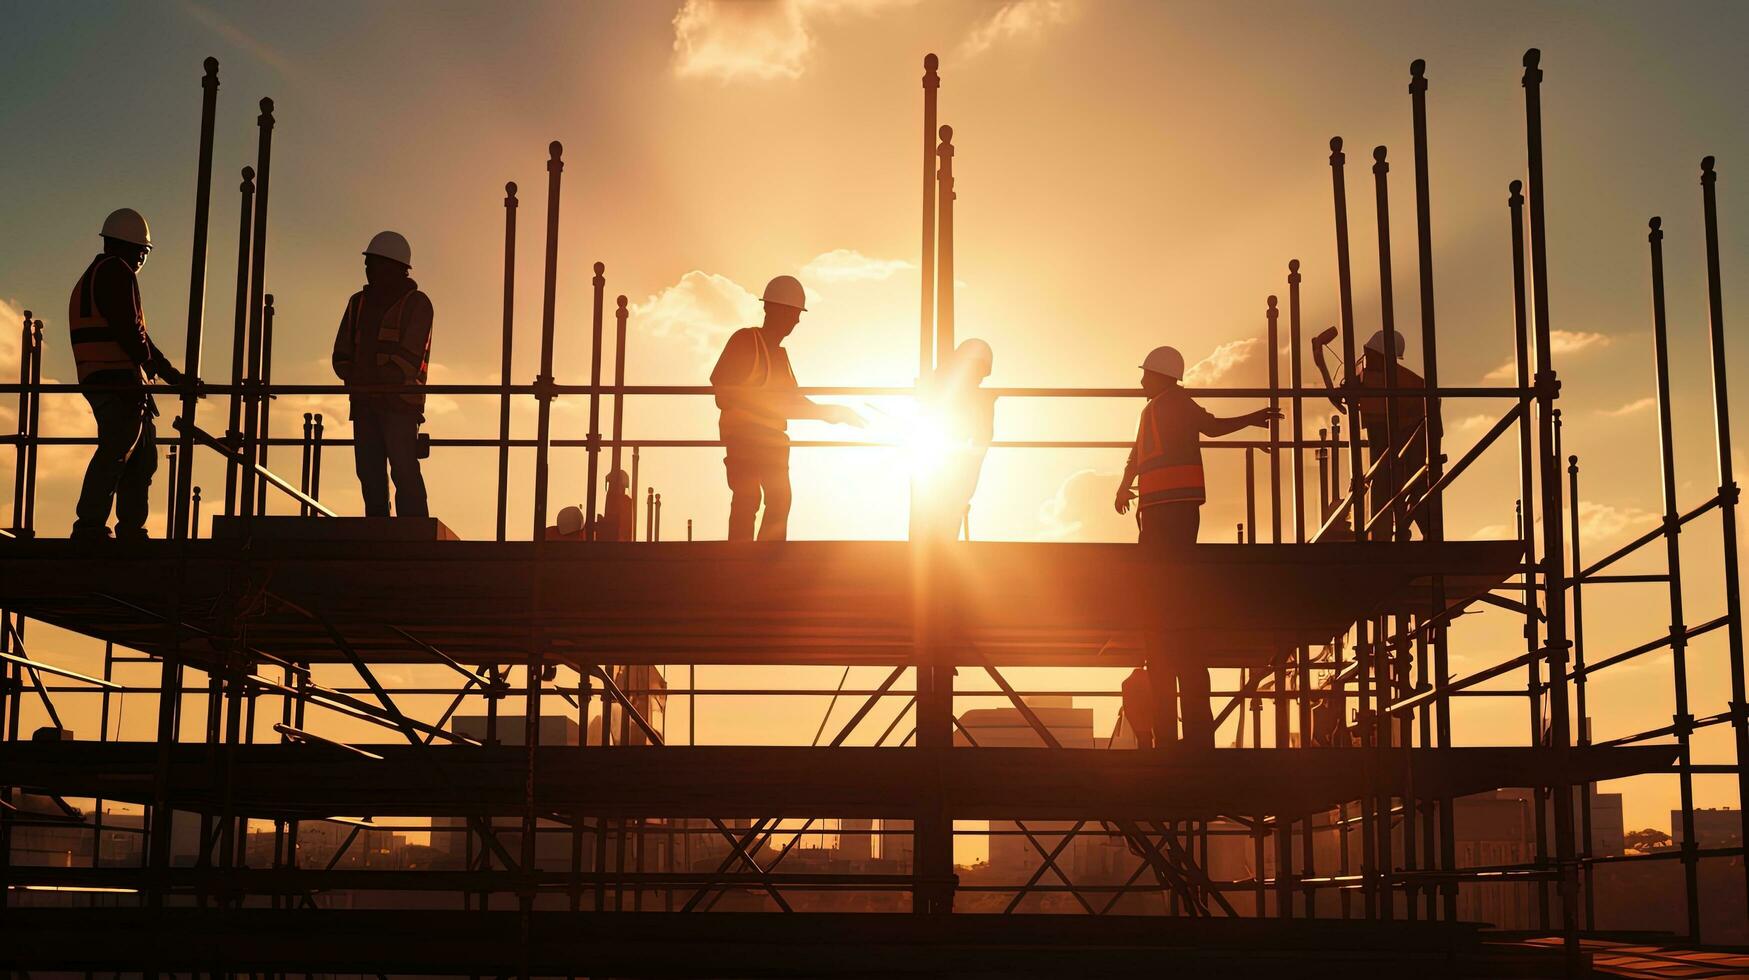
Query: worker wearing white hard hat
68,208,199,541
1115,343,1279,749
909,338,998,541
710,275,866,541
331,230,434,518
1309,326,1431,539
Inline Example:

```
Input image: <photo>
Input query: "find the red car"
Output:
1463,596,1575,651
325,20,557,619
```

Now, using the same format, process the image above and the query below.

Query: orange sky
3,0,1748,839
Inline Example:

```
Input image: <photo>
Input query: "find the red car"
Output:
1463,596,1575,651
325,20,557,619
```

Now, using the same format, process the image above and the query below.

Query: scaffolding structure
0,49,1744,976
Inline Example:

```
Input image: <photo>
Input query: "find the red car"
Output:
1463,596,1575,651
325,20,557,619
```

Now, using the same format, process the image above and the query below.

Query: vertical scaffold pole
1268,295,1282,544
935,125,956,370
174,57,219,540
1699,156,1749,913
497,182,518,542
1521,48,1580,956
1370,145,1399,919
1568,452,1595,928
587,262,606,536
524,140,564,942
612,295,629,477
223,167,256,516
1289,262,1305,543
1408,57,1455,922
255,294,274,514
1508,178,1551,928
921,53,940,379
238,98,275,524
1650,216,1703,939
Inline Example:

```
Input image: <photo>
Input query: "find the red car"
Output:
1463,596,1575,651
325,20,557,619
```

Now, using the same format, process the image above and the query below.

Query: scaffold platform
0,537,1523,668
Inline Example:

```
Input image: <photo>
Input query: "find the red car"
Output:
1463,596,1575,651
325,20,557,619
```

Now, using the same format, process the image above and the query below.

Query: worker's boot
115,527,150,543
70,524,112,542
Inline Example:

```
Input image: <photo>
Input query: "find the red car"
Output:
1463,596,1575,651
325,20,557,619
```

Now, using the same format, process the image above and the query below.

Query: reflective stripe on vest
1136,395,1205,507
68,255,143,381
351,291,429,408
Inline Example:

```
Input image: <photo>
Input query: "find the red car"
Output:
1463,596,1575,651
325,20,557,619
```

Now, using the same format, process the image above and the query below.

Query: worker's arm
332,297,357,382
93,259,159,377
376,292,433,386
1199,405,1282,437
1310,329,1346,412
709,329,763,414
1115,413,1142,515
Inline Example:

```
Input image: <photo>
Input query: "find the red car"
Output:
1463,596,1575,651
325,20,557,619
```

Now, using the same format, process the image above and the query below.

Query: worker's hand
157,364,186,387
1248,408,1284,428
1115,485,1136,515
822,404,867,427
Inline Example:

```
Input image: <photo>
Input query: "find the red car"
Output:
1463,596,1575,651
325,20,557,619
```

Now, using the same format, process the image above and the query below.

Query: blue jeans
353,407,427,518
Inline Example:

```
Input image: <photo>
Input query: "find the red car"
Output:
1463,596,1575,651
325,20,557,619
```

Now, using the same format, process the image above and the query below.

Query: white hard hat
1140,345,1185,380
100,208,152,249
760,275,807,311
957,338,993,371
607,469,629,490
363,230,412,268
1365,330,1406,358
556,505,584,535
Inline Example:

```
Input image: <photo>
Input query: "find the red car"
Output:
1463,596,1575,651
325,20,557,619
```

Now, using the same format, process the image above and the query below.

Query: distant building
1672,808,1743,848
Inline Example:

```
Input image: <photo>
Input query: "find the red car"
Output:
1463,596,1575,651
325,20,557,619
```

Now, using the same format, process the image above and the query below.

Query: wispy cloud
671,0,919,82
177,0,301,80
959,0,1077,60
1599,396,1655,418
632,270,762,363
1485,330,1611,380
800,249,914,283
1183,337,1261,387
1037,467,1131,541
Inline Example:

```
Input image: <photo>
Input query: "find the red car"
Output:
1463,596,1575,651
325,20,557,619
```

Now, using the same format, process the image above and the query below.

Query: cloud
1467,500,1657,548
1037,467,1133,541
959,0,1077,59
1485,330,1611,380
671,0,918,82
0,298,96,480
1599,396,1655,418
631,270,761,364
1183,337,1261,387
800,249,914,283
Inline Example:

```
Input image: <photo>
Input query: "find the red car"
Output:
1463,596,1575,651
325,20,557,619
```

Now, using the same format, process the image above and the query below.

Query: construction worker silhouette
69,208,197,541
1115,345,1278,748
909,338,996,541
710,275,865,541
331,231,432,518
595,469,635,542
545,504,585,541
1312,327,1430,539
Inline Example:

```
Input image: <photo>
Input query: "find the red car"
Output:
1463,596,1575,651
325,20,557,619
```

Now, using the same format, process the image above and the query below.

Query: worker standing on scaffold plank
1312,327,1429,539
68,208,198,541
1115,345,1278,748
710,275,865,541
331,231,432,518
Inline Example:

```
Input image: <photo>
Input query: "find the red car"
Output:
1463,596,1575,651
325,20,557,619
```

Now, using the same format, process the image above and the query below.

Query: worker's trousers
74,390,158,537
725,440,790,541
353,406,428,518
1138,503,1214,749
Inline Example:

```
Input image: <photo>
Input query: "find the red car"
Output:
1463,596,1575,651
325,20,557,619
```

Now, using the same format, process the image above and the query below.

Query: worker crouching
1115,345,1278,749
331,231,432,518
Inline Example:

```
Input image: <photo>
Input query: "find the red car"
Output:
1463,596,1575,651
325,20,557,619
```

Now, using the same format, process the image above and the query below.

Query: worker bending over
331,231,433,518
910,338,996,541
710,276,864,541
1114,345,1278,749
1312,328,1429,539
69,209,196,541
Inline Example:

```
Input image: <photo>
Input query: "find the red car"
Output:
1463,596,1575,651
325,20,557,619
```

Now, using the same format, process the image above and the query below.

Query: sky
3,0,1748,841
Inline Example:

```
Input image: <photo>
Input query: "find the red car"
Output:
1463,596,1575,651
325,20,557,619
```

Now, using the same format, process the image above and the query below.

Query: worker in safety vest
1114,345,1279,748
331,231,433,519
68,208,197,541
909,338,997,542
710,275,865,541
1312,327,1429,539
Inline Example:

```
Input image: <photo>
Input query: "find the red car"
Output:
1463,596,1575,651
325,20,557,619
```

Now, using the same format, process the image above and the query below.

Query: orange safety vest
67,255,146,381
718,328,796,441
343,290,430,410
1135,393,1206,508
